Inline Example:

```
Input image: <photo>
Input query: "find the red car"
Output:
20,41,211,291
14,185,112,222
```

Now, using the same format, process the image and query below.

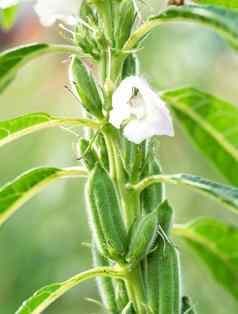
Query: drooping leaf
193,0,238,10
136,173,238,214
174,218,238,300
168,174,238,214
0,43,79,93
125,5,238,51
0,112,99,148
161,87,238,186
0,43,49,92
15,266,121,314
0,167,87,226
0,5,18,30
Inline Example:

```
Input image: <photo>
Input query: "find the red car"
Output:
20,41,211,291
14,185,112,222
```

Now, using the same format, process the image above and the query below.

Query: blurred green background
0,1,238,313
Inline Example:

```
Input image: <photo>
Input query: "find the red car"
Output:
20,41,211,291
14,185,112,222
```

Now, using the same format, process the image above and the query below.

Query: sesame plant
1,0,238,313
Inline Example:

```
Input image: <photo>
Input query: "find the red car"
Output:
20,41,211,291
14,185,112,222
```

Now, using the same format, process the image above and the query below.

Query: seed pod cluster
86,164,127,261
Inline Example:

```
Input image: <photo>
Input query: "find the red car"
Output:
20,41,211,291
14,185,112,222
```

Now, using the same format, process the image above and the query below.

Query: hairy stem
33,266,124,314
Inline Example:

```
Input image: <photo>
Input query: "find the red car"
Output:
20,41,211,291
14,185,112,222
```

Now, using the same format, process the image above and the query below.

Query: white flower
0,0,20,9
109,76,174,144
34,0,81,26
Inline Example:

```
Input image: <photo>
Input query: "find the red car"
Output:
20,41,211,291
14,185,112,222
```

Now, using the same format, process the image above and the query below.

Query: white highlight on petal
34,0,80,26
109,76,174,144
0,0,20,9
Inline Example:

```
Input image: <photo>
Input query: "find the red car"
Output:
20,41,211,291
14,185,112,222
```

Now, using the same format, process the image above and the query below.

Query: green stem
129,174,177,193
103,127,145,313
30,266,124,314
49,44,83,55
103,127,140,227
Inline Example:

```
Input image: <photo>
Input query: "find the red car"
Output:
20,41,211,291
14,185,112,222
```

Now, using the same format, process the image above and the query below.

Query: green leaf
165,174,238,214
15,266,122,314
0,167,87,226
161,87,238,186
125,5,238,51
0,112,99,148
0,5,18,30
193,0,238,10
135,173,238,214
0,43,80,93
0,43,49,92
70,56,103,118
174,218,238,300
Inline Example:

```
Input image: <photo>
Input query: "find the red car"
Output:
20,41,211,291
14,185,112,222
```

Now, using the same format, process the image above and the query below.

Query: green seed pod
122,54,140,79
78,139,98,170
126,207,159,265
92,246,119,313
141,153,165,214
115,279,129,311
182,296,197,314
158,200,174,236
122,302,135,314
70,56,103,118
120,136,145,182
114,279,129,313
114,0,136,48
157,244,181,314
145,201,174,313
86,164,127,261
95,134,109,171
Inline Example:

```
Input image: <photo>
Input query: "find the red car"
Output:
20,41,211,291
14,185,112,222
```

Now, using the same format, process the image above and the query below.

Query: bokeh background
0,1,238,313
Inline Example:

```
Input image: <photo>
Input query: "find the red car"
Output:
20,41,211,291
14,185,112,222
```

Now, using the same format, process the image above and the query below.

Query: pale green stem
124,10,238,52
0,117,100,149
103,128,140,227
129,174,178,193
103,128,145,314
47,44,83,55
32,266,124,314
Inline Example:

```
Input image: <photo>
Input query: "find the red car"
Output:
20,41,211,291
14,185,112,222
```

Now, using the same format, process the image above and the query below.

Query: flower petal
34,0,80,26
110,76,174,143
0,0,19,9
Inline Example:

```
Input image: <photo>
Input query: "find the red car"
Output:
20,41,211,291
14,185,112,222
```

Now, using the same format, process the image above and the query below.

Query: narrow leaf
161,87,238,186
125,5,238,51
0,167,87,226
171,173,238,213
0,43,49,92
0,43,79,93
174,218,238,300
15,266,122,314
135,174,238,214
0,112,99,148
